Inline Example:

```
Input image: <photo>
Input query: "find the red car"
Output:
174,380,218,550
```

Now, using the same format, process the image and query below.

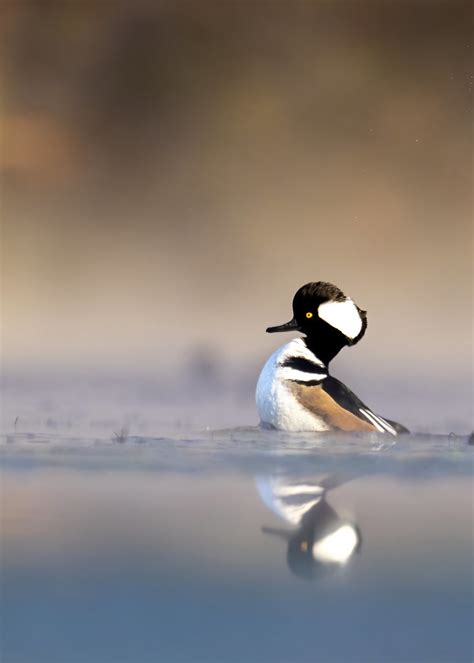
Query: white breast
255,338,330,432
256,475,325,525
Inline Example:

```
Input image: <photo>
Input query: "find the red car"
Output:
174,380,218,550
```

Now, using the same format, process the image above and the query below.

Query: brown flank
290,382,377,432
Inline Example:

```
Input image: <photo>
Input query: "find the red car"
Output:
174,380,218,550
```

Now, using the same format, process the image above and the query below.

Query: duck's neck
303,332,347,367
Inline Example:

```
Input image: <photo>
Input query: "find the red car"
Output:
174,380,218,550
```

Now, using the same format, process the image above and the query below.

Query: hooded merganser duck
256,281,408,434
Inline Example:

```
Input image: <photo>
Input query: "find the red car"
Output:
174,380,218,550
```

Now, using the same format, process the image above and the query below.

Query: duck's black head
266,281,367,365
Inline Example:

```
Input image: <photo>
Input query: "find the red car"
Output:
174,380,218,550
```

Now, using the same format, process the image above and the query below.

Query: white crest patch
312,524,359,564
318,298,362,339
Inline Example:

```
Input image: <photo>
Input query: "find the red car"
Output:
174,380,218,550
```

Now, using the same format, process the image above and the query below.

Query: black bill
266,317,300,333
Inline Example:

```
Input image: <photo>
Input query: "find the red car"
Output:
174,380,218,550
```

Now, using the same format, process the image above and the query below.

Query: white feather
368,412,397,435
255,338,330,432
359,408,385,432
318,299,362,339
359,408,397,435
279,367,326,382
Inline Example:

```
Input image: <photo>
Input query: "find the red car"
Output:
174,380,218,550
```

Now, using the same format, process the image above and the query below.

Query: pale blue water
1,429,473,663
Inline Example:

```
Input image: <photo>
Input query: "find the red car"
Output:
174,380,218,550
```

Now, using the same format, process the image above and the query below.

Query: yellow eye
306,312,313,319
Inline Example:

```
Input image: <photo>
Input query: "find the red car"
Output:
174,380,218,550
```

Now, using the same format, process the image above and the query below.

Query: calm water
1,429,473,663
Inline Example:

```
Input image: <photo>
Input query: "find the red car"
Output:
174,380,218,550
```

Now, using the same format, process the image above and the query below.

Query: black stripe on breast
281,356,325,373
291,379,325,386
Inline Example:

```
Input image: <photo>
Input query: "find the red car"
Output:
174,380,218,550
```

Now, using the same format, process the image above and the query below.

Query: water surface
1,430,473,663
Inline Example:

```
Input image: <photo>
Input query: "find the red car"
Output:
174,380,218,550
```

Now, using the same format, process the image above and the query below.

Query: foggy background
1,2,472,432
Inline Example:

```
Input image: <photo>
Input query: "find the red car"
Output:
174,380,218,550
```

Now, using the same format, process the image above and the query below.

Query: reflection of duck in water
257,475,361,580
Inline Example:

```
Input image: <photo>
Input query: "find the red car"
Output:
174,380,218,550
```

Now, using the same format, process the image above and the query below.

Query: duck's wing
321,376,408,434
289,376,407,434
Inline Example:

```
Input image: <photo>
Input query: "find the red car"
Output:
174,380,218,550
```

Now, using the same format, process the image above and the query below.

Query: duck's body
256,281,408,435
256,337,405,434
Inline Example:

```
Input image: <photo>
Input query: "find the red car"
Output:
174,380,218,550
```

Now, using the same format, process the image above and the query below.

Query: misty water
1,431,473,662
1,378,473,663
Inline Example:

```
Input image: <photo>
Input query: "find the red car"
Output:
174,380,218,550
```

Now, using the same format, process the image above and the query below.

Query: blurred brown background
1,2,472,430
